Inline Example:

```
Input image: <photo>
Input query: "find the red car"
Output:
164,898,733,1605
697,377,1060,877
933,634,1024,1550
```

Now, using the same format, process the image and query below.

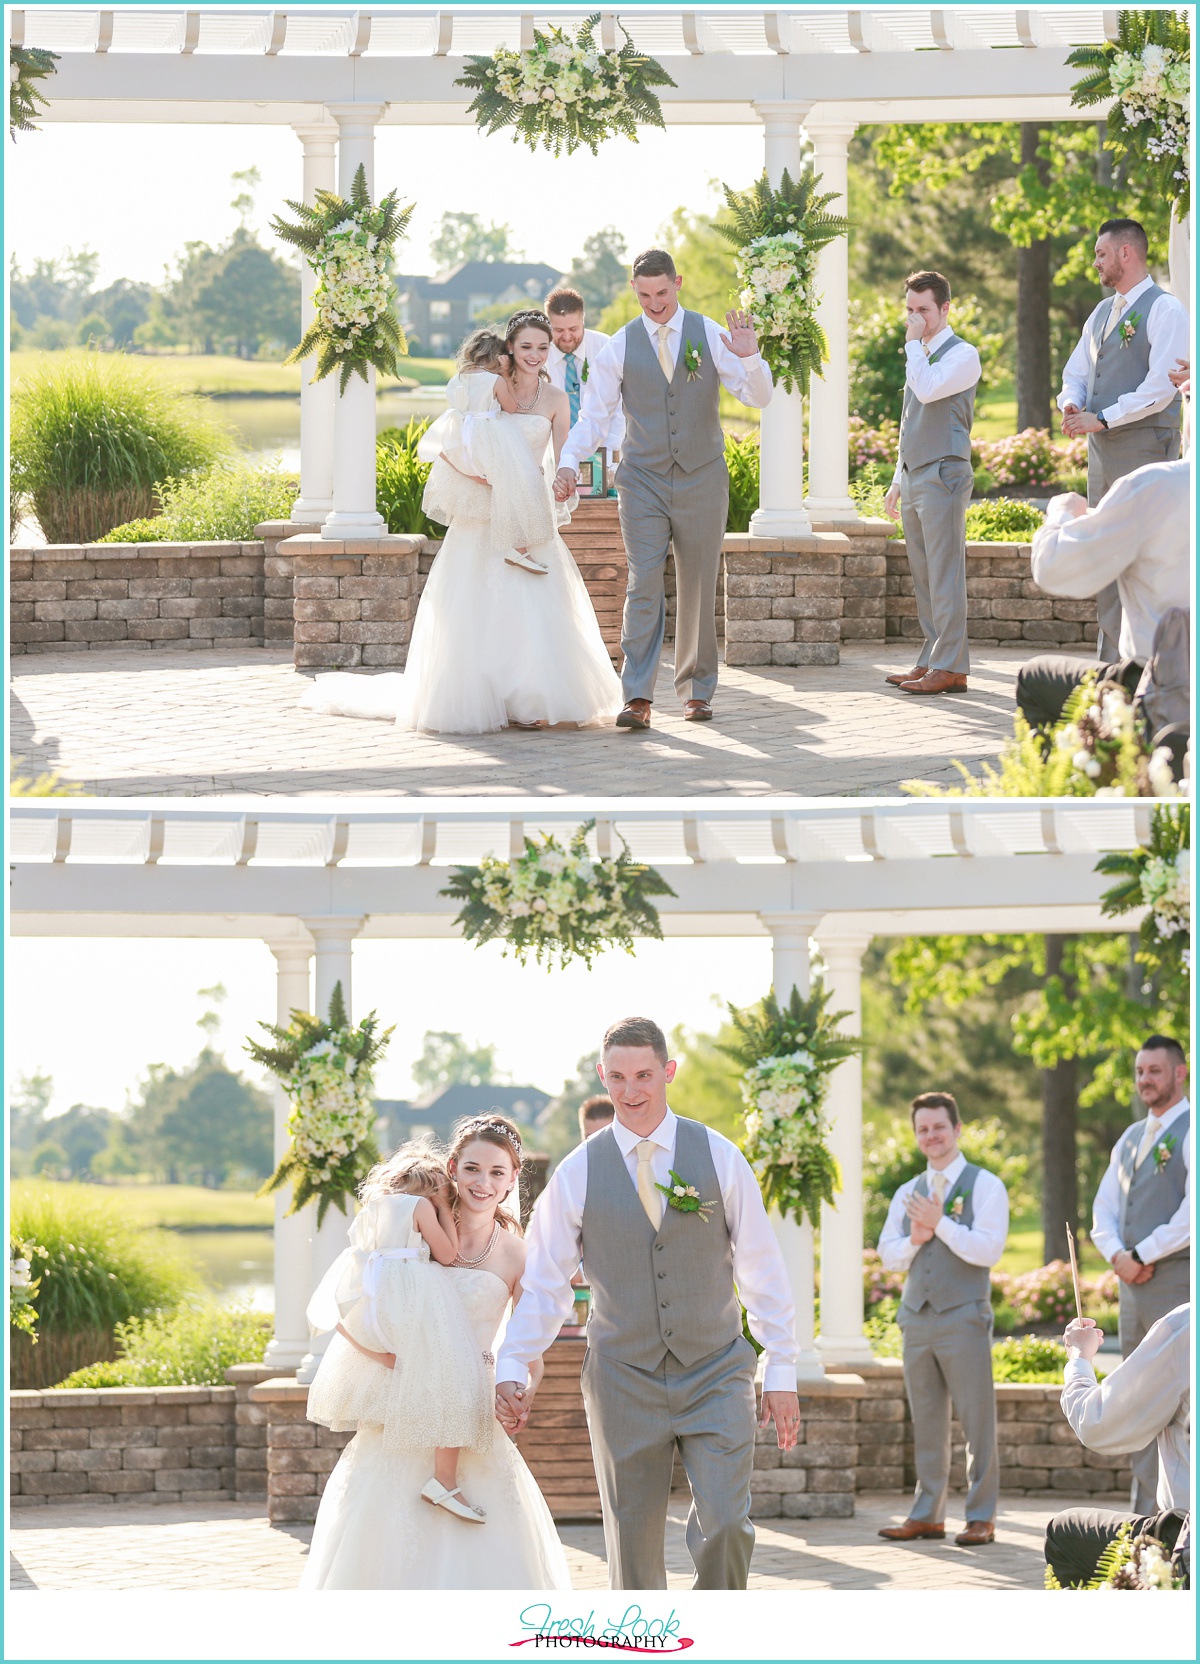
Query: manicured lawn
998,1213,1107,1277
973,374,1018,443
9,350,454,396
12,1179,273,1231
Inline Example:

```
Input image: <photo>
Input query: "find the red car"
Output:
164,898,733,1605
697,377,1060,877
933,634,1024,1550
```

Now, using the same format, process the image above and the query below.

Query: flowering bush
9,1237,42,1341
456,13,674,158
718,169,850,396
1069,11,1191,213
719,984,861,1229
247,983,392,1224
441,820,676,971
1098,804,1191,977
862,1248,906,1310
848,415,900,477
272,165,412,392
975,428,1088,491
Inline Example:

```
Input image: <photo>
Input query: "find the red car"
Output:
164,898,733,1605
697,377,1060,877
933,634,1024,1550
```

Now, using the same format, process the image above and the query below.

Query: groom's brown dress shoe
900,670,968,695
683,700,713,722
877,1520,946,1541
954,1521,995,1546
885,666,928,687
616,699,651,730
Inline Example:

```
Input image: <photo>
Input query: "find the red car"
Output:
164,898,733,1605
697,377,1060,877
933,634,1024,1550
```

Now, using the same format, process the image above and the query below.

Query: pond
224,386,449,471
177,1229,274,1313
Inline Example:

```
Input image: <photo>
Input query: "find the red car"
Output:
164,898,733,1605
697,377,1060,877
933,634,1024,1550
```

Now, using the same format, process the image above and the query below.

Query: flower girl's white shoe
505,550,549,575
420,1479,487,1523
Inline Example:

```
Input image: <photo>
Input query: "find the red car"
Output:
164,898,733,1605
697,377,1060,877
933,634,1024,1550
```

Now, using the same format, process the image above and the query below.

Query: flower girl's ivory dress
301,373,622,734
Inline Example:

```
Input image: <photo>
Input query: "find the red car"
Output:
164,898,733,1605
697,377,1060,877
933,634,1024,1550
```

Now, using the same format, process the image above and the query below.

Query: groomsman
544,287,625,456
1057,218,1189,661
1089,1035,1190,1514
883,272,982,697
878,1093,1009,1546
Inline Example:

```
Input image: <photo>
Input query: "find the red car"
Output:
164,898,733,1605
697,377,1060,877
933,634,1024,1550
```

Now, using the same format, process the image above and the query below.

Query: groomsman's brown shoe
900,670,969,695
885,666,927,687
877,1519,946,1541
616,699,652,730
954,1521,995,1546
683,700,713,722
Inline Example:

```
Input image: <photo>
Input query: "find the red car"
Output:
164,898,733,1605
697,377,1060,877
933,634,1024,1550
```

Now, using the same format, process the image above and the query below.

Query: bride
302,310,623,734
301,1115,571,1590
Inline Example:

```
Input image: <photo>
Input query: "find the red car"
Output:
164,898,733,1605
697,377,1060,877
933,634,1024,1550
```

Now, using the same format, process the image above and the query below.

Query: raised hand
720,309,759,359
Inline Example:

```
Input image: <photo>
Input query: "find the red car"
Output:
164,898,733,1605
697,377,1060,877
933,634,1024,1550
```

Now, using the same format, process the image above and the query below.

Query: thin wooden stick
1065,1221,1083,1323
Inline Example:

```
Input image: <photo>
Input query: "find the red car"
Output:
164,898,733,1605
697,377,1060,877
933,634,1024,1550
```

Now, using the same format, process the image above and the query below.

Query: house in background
374,1081,552,1151
396,261,564,356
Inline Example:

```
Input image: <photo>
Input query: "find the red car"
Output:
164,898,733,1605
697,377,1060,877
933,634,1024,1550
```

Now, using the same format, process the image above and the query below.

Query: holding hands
553,467,577,503
495,1357,545,1437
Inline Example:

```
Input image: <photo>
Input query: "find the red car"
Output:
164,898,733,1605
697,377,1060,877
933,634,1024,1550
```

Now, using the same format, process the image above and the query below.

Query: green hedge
55,1301,272,1388
99,461,300,543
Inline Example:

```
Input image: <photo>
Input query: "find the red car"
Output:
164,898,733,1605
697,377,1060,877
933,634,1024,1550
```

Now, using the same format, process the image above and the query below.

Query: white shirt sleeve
1102,294,1192,429
560,333,626,473
705,1130,798,1393
1061,1313,1190,1455
902,339,982,406
700,316,774,408
1090,1136,1127,1264
1030,472,1146,598
494,1154,586,1385
878,1179,920,1273
1135,1128,1191,1264
1058,319,1095,414
932,1168,1009,1267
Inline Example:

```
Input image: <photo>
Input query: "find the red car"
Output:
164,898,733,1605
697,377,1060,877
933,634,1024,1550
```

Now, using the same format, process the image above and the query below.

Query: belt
359,1247,421,1350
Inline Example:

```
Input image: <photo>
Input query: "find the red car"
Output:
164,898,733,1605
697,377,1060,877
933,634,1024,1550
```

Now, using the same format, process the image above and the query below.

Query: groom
553,249,774,729
495,1016,800,1590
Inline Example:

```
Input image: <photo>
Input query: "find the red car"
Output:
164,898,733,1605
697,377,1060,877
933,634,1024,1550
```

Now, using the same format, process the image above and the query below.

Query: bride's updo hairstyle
504,310,553,381
447,1113,525,1234
358,1143,448,1206
457,328,508,373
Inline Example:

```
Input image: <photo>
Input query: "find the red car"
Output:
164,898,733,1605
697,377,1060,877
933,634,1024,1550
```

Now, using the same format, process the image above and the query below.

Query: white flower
672,1184,686,1196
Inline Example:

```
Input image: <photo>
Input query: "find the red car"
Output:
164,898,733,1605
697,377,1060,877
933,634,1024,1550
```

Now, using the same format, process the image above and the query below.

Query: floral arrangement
9,1238,42,1341
976,428,1087,491
1046,1522,1186,1589
455,12,675,159
719,983,861,1229
656,1170,717,1223
1097,804,1191,975
441,819,676,972
1068,10,1191,214
272,165,412,392
717,169,851,396
247,983,392,1224
9,45,58,140
1118,312,1143,347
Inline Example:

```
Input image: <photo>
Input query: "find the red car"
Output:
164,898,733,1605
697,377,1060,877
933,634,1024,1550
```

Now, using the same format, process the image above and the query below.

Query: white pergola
12,5,1123,537
10,799,1150,1383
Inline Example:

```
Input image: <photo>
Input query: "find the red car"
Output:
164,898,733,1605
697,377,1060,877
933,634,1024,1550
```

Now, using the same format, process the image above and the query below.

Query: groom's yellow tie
656,325,674,381
637,1140,663,1228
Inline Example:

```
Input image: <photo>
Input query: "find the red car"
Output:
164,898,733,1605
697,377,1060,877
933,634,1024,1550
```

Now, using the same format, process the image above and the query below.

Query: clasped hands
1111,1248,1155,1285
904,1191,944,1246
1063,359,1190,438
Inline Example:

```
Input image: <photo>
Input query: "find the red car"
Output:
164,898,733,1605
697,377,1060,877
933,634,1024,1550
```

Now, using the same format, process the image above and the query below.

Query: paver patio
10,644,1047,799
8,1494,1077,1591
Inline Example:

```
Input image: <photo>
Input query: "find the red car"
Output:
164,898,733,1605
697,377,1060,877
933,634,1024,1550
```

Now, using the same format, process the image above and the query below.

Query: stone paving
9,644,1046,799
8,1494,1072,1591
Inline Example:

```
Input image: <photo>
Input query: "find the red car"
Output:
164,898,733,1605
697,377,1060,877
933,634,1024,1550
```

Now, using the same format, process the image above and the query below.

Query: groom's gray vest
1085,284,1182,429
620,311,724,475
1116,1108,1190,1261
900,1163,992,1314
581,1117,741,1369
898,333,976,471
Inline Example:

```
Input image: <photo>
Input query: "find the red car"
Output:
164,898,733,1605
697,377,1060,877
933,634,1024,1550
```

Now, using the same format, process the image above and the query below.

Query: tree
563,226,629,314
190,232,298,359
534,1050,604,1168
430,212,519,271
410,1030,505,1096
121,1050,273,1186
9,1070,54,1175
666,1020,745,1142
1015,125,1053,431
89,278,154,349
8,247,100,329
30,1103,116,1180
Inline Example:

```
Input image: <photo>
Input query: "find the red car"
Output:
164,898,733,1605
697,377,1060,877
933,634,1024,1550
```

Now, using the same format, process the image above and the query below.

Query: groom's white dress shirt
877,1151,1009,1273
890,325,982,488
1091,1098,1191,1266
546,328,625,452
495,1107,799,1391
560,308,774,474
1057,275,1190,429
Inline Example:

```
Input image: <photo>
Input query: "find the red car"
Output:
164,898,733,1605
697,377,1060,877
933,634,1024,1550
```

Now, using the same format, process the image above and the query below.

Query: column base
295,1335,331,1386
749,505,813,538
794,1346,827,1383
321,509,388,542
290,495,334,525
803,495,861,524
815,1333,877,1367
262,1335,308,1372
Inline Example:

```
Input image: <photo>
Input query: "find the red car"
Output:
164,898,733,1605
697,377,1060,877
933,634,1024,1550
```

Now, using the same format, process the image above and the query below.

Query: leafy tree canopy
410,1030,506,1096
431,211,520,271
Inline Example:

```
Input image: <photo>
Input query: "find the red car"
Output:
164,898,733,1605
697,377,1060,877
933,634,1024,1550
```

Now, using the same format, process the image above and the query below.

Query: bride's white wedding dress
301,1266,572,1590
302,373,622,734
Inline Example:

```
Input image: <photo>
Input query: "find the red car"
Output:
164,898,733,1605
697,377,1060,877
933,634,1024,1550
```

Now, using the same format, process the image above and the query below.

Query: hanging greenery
1097,803,1190,980
455,11,675,159
440,819,676,971
718,983,862,1230
1067,10,1191,215
9,45,59,140
247,983,393,1224
1045,1520,1186,1589
716,169,851,395
271,164,412,392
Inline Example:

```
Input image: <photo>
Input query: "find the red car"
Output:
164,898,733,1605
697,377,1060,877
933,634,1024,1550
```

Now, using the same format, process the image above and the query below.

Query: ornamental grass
54,1301,272,1389
10,352,232,544
376,420,446,537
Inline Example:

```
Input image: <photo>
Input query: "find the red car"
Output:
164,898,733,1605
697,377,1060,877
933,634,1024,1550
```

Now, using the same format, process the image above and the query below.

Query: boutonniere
655,1169,716,1222
581,357,589,383
947,1193,965,1220
683,341,703,382
1153,1134,1178,1173
1118,312,1142,347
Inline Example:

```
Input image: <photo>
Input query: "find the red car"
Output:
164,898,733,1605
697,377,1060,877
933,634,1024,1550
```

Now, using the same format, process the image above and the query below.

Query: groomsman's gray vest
581,1117,741,1369
898,333,977,471
1084,285,1182,428
900,1163,992,1313
620,311,724,475
1116,1108,1190,1261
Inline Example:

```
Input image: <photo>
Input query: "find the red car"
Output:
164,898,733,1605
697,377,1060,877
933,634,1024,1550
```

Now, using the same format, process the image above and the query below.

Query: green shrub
864,1295,903,1359
55,1300,272,1388
990,1334,1069,1383
99,460,299,543
849,461,902,536
965,497,1045,543
724,430,760,533
376,419,445,537
10,352,232,544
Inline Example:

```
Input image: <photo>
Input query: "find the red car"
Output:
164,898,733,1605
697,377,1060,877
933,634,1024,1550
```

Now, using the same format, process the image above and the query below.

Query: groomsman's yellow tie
1102,293,1127,342
656,325,674,381
1135,1114,1164,1167
637,1140,663,1228
930,1172,947,1209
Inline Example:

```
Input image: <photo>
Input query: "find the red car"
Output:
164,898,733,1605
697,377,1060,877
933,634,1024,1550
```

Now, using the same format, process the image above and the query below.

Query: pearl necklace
452,1222,500,1268
514,379,542,413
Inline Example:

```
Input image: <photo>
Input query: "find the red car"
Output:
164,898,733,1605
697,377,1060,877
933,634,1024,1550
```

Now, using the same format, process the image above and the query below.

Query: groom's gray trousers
615,456,729,705
580,1333,758,1590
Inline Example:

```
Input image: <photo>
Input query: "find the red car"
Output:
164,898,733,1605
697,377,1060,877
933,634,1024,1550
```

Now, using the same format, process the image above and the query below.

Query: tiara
464,1117,523,1157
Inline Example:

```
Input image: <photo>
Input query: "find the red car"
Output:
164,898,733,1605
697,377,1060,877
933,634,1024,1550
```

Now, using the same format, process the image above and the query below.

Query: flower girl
304,1146,495,1524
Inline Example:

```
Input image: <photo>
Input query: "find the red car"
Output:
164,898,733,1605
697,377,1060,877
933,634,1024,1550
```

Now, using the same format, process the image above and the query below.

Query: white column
263,937,314,1371
749,102,813,539
296,915,366,1384
291,125,338,524
321,103,388,542
814,933,874,1365
804,121,858,523
760,911,825,1382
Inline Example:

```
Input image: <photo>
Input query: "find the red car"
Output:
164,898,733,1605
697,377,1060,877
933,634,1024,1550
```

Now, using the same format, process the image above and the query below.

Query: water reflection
226,387,448,471
181,1229,274,1313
